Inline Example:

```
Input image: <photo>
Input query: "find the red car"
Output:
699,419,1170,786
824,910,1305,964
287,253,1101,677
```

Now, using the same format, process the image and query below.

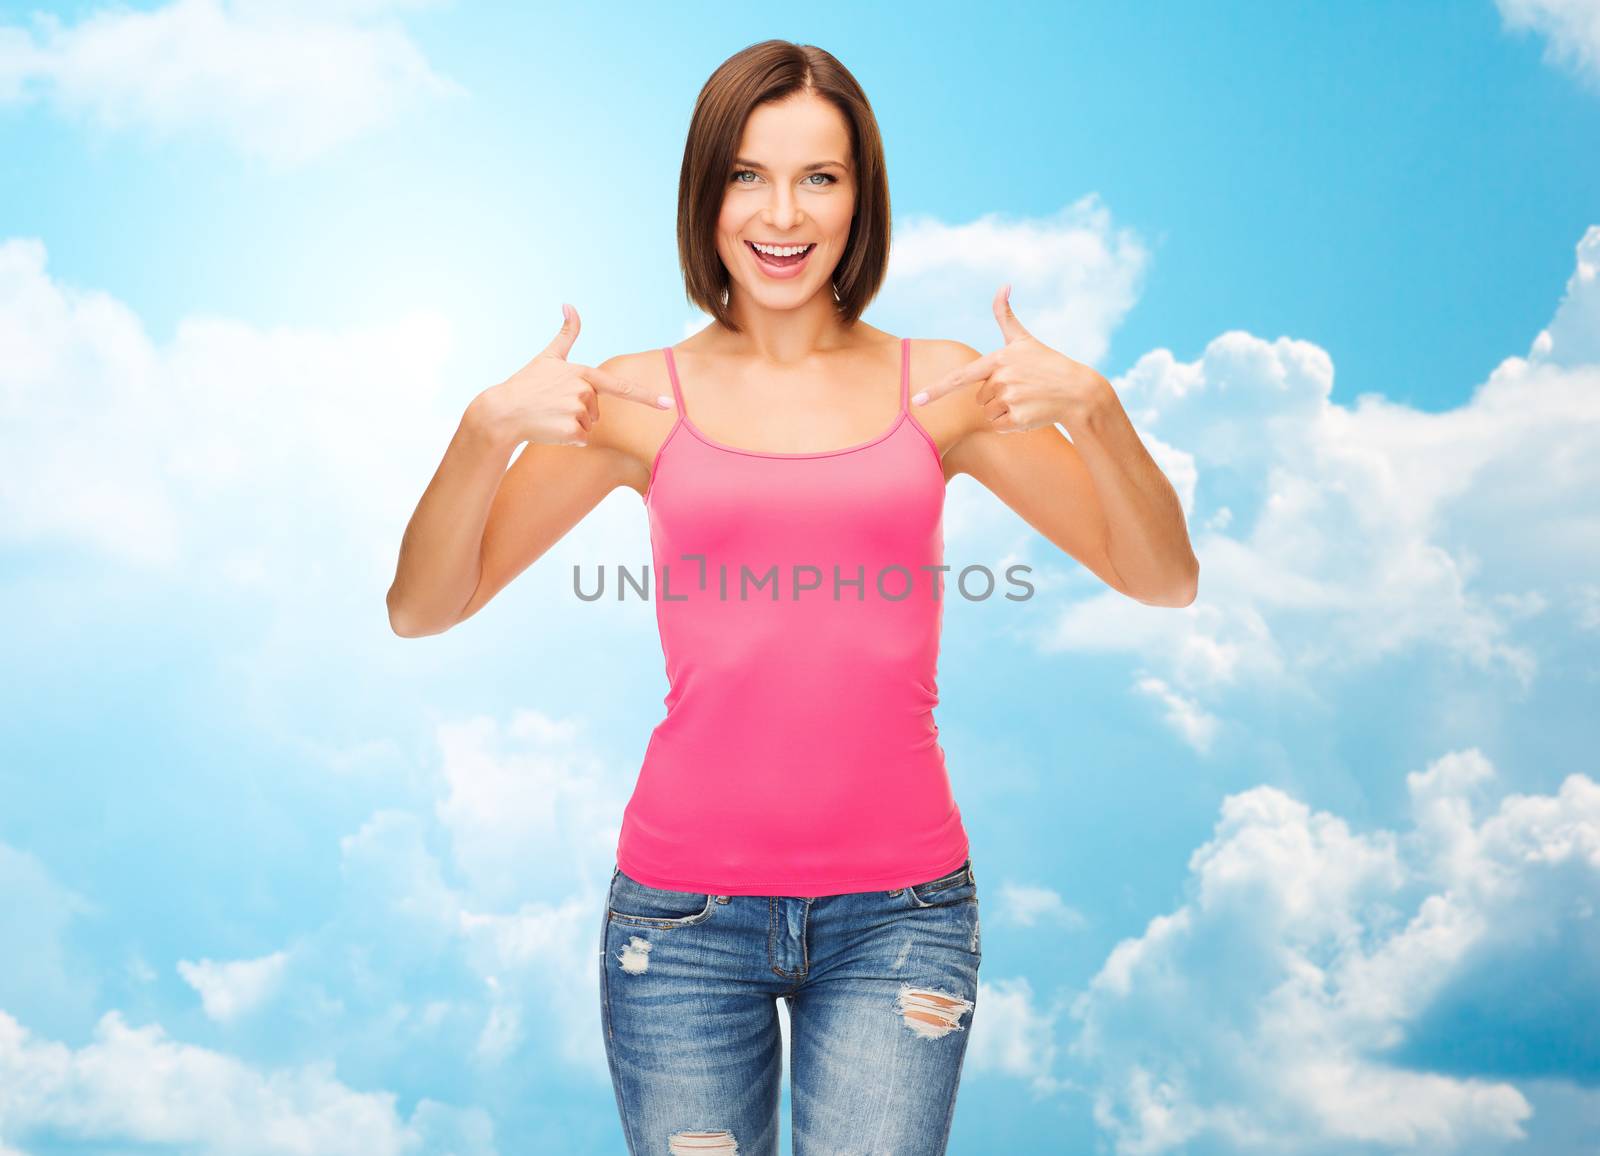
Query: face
715,91,857,310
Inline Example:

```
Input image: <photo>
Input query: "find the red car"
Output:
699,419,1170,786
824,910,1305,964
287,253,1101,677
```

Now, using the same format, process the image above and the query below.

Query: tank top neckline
660,336,912,462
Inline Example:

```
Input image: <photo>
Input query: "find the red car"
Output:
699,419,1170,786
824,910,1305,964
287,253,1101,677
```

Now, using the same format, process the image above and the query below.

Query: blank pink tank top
615,336,970,896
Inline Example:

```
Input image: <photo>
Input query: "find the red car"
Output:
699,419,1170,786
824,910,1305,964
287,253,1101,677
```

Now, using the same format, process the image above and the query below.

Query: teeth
751,241,812,257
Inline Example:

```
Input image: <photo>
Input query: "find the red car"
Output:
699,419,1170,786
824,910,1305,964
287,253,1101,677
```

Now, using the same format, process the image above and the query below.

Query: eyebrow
733,157,849,172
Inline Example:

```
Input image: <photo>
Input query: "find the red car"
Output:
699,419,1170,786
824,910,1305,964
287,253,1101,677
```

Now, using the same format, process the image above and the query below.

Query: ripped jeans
599,857,982,1156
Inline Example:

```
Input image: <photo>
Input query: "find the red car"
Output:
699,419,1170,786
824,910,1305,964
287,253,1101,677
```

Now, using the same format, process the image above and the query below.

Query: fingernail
658,394,674,408
911,390,929,406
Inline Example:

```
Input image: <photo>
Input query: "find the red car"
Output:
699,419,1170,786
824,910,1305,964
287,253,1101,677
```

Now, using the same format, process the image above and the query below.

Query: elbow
1161,557,1200,608
389,613,425,639
389,572,484,637
1107,550,1200,609
387,585,444,638
1134,557,1199,609
388,604,424,639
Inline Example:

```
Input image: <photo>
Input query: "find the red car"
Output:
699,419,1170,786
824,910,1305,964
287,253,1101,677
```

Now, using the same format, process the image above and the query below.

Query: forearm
387,395,520,636
1062,382,1199,607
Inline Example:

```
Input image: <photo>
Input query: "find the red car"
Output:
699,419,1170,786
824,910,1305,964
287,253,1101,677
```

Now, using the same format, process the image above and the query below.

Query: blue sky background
3,1,1598,1153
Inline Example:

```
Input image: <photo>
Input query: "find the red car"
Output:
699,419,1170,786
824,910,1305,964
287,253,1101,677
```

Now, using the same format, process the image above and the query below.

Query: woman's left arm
922,287,1199,608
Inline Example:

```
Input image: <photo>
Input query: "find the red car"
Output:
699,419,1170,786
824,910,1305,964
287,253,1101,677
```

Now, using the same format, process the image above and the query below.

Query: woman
388,39,1197,1156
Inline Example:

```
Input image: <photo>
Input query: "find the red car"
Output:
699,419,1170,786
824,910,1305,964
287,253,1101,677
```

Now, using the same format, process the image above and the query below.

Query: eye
729,169,840,186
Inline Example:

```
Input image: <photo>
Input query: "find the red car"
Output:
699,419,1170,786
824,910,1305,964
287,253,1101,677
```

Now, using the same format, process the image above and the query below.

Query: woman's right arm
385,306,666,638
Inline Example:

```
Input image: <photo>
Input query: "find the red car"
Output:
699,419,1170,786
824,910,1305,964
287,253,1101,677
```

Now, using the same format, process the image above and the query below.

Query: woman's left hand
912,284,1113,432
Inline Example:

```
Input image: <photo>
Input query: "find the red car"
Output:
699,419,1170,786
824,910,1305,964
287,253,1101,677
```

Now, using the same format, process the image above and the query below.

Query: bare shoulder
586,346,676,496
590,345,672,393
910,337,986,376
906,338,989,477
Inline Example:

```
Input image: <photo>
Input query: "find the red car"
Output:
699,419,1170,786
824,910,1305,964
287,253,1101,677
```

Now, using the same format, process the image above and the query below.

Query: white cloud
1065,752,1600,1154
431,709,631,909
0,0,463,165
178,951,290,1023
873,199,1158,583
1498,0,1600,93
0,701,632,1156
1527,223,1600,367
0,236,457,579
1131,675,1220,755
0,232,654,724
424,707,633,1068
993,881,1089,930
338,809,464,947
887,195,1152,368
967,976,1072,1097
1575,582,1600,630
0,843,99,1037
219,709,629,1079
0,1007,495,1155
1027,226,1600,747
886,202,1596,754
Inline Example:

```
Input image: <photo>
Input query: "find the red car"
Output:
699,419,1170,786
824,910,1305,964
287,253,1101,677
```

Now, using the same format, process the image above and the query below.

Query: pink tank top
615,336,971,897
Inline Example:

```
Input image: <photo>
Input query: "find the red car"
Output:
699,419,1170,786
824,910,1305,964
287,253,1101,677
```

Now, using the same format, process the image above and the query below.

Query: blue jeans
599,857,982,1155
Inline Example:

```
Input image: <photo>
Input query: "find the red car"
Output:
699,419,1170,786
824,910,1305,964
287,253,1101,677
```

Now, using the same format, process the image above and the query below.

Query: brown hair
676,40,891,333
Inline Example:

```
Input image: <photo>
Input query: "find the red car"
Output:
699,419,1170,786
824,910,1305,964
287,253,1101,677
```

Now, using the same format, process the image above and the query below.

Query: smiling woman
385,32,1195,1156
674,49,889,336
601,42,989,1156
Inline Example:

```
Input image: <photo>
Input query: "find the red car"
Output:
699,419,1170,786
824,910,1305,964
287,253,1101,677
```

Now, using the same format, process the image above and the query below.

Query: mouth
746,240,816,276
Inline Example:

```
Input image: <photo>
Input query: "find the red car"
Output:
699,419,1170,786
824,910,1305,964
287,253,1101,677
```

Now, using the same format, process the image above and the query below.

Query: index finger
914,347,1001,406
575,364,675,409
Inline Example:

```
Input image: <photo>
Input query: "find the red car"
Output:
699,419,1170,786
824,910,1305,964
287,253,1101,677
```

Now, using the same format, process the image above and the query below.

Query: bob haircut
677,40,891,333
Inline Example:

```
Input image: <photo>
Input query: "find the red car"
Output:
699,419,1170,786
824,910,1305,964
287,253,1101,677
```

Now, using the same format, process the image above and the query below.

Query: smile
746,240,815,278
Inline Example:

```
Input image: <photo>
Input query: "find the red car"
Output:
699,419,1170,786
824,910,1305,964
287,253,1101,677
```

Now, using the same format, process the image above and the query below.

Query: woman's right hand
474,304,672,448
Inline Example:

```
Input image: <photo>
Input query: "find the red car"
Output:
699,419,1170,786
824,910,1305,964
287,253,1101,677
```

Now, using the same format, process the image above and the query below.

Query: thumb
993,283,1032,344
541,302,581,360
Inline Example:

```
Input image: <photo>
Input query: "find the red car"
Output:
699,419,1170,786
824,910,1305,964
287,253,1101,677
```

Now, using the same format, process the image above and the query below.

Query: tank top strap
661,346,688,415
899,335,911,414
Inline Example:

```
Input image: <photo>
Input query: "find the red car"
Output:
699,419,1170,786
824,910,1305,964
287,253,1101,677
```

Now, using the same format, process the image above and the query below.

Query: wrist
464,386,519,452
1063,375,1116,436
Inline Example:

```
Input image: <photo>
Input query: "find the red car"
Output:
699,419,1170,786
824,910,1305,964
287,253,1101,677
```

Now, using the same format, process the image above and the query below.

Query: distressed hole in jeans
896,983,974,1040
616,935,652,974
668,1129,738,1154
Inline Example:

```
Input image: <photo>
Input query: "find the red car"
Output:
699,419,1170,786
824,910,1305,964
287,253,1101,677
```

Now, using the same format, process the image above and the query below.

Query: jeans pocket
607,867,718,928
906,857,977,908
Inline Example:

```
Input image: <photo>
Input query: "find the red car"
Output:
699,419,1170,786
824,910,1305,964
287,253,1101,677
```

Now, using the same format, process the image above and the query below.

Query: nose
763,187,803,231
